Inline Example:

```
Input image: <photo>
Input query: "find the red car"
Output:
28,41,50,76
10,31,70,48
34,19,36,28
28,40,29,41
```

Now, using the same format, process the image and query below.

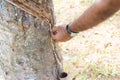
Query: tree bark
0,0,62,80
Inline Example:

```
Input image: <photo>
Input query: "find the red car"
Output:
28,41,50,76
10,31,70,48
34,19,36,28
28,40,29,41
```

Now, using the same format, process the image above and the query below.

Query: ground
53,0,120,80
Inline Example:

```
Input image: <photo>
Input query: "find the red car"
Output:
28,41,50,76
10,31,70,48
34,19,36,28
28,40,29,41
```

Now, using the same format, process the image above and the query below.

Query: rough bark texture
0,0,62,80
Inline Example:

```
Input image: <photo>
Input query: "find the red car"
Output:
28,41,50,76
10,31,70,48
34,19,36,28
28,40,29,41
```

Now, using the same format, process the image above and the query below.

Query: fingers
52,27,58,32
52,27,58,35
51,33,56,40
51,27,58,40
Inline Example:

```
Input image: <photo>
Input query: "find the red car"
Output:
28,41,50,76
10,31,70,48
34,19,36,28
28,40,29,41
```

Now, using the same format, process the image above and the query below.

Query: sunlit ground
53,0,120,80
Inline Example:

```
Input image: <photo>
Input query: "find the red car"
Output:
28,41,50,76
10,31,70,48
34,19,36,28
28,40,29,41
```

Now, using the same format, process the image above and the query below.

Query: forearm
70,0,120,32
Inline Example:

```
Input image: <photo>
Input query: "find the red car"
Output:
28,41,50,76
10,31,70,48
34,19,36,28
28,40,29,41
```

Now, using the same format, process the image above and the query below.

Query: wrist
66,24,78,37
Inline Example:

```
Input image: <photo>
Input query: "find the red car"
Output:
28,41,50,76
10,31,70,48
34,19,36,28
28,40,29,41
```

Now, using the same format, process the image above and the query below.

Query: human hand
51,25,72,42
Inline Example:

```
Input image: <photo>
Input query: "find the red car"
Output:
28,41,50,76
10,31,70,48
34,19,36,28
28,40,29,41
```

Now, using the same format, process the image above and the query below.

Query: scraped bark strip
6,0,53,24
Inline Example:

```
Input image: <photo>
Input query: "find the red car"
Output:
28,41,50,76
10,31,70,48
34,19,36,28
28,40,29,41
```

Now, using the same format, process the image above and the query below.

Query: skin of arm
52,0,120,42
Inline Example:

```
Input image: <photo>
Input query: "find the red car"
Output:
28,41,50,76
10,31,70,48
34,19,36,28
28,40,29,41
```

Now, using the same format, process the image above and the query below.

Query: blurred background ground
53,0,120,80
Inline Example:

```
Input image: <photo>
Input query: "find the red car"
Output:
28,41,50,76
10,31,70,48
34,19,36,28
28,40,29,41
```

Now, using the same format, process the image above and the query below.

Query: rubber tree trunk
0,0,62,80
